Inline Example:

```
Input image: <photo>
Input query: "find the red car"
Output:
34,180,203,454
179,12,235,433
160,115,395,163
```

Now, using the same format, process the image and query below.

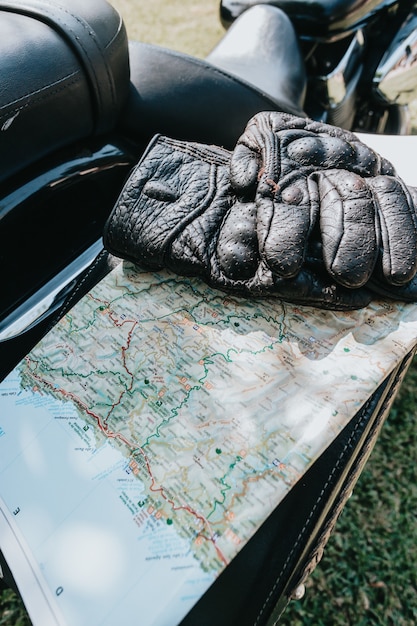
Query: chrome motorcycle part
219,0,413,134
305,31,364,128
0,137,137,326
373,10,417,106
220,0,400,41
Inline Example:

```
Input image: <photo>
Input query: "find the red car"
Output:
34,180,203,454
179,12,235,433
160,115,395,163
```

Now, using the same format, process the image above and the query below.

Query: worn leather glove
104,134,373,310
230,111,417,300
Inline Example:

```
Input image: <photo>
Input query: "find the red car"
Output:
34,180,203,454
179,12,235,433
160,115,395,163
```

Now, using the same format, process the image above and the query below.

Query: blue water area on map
0,370,214,626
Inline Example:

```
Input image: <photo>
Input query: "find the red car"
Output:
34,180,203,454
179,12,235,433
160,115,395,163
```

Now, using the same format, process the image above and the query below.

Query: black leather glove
104,134,373,310
230,111,417,299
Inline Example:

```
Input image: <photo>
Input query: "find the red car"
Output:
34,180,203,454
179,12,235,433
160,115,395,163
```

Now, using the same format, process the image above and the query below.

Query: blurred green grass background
1,1,417,624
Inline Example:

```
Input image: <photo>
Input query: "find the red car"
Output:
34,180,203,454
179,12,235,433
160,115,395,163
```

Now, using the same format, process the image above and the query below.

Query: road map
1,260,417,626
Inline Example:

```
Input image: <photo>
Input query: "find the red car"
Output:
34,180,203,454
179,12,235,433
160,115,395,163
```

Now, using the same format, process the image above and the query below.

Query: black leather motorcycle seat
119,39,305,151
0,0,130,186
0,4,412,623
220,0,398,39
0,0,307,190
206,5,306,115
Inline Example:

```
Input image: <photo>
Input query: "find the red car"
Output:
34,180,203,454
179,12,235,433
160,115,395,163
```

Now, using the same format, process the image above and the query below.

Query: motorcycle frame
220,0,417,133
2,2,417,624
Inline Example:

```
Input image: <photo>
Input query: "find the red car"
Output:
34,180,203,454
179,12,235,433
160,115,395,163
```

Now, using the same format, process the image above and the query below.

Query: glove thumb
230,142,260,196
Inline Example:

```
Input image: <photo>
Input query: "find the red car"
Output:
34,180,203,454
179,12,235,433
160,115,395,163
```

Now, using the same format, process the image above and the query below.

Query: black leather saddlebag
0,0,130,185
1,248,413,626
0,3,414,626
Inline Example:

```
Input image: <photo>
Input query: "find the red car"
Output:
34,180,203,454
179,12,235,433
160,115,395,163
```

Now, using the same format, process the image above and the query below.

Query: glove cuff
103,135,231,269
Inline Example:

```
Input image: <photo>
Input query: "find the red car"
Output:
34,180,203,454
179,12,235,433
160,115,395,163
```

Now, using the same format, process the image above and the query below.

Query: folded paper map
1,260,417,626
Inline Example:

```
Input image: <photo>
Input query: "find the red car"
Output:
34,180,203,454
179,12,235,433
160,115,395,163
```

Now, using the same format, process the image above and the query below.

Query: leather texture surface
104,123,417,310
119,39,305,152
0,0,129,184
103,134,372,309
231,112,417,301
206,5,306,113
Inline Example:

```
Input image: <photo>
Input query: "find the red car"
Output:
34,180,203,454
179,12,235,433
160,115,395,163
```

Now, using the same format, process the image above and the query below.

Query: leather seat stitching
0,75,82,122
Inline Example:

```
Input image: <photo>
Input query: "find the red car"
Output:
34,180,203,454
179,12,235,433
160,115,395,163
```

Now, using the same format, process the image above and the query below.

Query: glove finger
258,178,318,278
270,266,373,310
266,113,395,177
368,176,417,285
229,143,260,194
315,170,379,288
368,274,417,302
216,201,260,280
231,113,281,194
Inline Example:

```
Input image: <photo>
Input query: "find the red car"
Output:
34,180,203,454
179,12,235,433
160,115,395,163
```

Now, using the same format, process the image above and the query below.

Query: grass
2,1,417,624
281,363,417,626
110,0,223,58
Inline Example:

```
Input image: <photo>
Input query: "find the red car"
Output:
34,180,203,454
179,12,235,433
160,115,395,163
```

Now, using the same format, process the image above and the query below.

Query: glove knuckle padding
369,176,417,285
229,143,260,192
216,202,259,279
286,135,355,169
104,120,417,310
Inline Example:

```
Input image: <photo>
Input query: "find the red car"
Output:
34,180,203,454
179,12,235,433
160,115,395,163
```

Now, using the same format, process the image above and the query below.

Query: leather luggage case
0,3,414,625
181,350,415,625
0,0,130,185
1,249,413,625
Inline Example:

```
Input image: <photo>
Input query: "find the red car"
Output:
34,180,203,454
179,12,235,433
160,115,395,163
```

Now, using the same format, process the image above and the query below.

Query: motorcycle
0,1,416,625
219,0,417,134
